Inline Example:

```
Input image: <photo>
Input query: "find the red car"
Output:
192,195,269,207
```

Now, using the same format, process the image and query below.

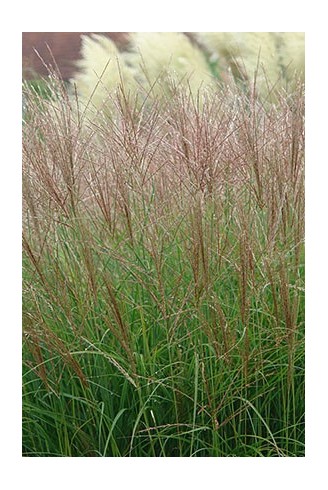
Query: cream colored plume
71,32,304,116
275,32,305,82
122,32,214,96
195,32,304,93
71,34,136,114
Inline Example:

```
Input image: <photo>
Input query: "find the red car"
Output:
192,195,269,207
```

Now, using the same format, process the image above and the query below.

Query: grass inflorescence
22,69,304,457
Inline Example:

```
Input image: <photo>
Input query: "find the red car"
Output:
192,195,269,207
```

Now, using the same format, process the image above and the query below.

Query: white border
2,1,327,489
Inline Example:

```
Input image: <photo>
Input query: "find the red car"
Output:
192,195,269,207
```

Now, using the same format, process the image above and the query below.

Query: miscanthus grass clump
22,69,304,457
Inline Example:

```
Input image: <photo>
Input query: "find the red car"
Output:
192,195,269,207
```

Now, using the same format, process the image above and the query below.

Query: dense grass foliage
22,74,304,457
